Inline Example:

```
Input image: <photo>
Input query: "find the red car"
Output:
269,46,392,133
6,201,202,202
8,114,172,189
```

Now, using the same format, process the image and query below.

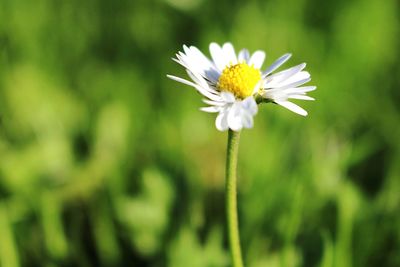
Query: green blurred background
0,0,399,266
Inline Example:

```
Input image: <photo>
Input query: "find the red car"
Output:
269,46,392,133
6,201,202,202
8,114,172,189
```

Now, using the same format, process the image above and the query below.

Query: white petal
209,43,227,71
200,106,220,113
191,82,221,101
167,74,197,87
183,45,191,54
216,110,229,131
287,95,315,101
278,71,310,88
241,97,258,115
227,103,243,131
167,74,220,101
251,80,263,95
238,49,250,63
222,43,237,65
202,99,226,106
263,53,292,76
174,45,220,83
262,86,316,108
188,46,220,82
220,91,236,103
263,63,306,86
188,46,210,63
186,69,211,90
275,100,308,116
241,112,254,129
172,55,198,74
280,77,311,90
285,86,316,94
195,86,221,101
186,69,220,96
260,88,284,100
249,50,266,69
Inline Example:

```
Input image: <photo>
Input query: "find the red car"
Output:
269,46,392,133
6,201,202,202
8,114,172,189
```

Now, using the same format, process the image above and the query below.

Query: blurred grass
0,0,399,266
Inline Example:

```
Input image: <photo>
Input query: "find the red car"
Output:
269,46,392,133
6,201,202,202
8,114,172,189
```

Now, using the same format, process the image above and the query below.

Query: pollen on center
217,62,261,99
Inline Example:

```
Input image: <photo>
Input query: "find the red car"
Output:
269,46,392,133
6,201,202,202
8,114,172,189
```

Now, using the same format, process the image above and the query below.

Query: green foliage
0,0,399,266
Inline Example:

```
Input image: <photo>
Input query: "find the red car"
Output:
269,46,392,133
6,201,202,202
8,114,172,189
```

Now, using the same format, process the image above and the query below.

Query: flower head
167,42,316,131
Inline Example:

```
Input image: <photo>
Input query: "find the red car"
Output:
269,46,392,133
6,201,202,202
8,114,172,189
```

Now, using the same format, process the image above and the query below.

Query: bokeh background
0,0,399,266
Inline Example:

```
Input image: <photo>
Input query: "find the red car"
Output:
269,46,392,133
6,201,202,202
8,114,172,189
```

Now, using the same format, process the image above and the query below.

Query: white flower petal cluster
168,42,316,131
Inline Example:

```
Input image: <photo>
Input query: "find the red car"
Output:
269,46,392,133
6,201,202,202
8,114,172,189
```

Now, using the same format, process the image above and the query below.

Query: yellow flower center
217,62,261,99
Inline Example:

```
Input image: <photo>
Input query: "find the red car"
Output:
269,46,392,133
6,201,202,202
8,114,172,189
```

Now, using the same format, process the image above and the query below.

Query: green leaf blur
0,0,399,266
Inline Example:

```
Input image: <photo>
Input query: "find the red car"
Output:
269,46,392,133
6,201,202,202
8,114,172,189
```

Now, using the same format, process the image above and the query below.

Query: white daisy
167,42,316,131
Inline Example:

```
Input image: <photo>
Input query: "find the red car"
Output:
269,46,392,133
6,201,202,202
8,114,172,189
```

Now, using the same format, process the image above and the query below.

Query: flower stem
226,129,244,267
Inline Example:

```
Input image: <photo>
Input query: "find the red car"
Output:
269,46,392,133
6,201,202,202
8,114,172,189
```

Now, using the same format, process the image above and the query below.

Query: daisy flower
167,42,316,131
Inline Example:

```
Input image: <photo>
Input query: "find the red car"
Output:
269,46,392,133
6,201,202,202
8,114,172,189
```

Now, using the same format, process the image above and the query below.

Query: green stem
226,129,244,267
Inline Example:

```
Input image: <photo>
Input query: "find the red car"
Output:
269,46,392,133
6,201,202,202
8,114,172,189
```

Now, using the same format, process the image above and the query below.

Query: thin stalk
225,129,244,267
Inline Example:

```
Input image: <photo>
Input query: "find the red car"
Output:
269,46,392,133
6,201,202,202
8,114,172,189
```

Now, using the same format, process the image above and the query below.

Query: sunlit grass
0,0,399,266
